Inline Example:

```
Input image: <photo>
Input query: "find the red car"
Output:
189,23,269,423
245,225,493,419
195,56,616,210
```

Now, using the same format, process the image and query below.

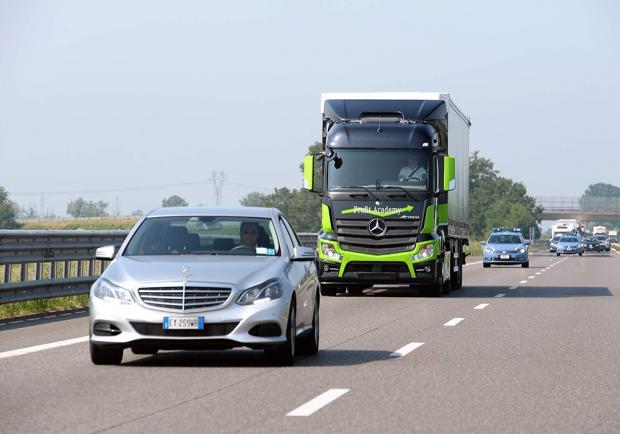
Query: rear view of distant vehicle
89,207,319,366
482,228,529,268
583,237,604,253
555,235,584,256
549,234,564,253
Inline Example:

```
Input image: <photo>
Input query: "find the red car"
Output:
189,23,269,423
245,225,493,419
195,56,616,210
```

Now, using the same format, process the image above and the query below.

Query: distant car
89,207,319,366
549,234,564,253
483,228,529,268
592,235,611,252
583,237,605,253
555,236,584,256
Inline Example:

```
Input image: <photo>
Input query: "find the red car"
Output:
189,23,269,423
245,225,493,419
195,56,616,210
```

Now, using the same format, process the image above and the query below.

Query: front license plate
500,254,510,260
163,316,204,330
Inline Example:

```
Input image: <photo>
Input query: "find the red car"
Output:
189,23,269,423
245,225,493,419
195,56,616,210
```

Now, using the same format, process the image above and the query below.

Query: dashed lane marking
0,336,89,360
508,285,517,290
287,389,350,417
444,318,465,327
474,304,489,310
520,280,528,284
464,260,483,267
389,342,424,358
494,293,506,298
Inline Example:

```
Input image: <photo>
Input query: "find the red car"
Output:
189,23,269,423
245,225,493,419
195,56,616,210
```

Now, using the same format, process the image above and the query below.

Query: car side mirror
95,245,116,260
291,246,316,261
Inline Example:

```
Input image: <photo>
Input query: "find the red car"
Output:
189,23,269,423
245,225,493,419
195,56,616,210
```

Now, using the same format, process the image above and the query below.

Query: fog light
324,265,329,272
425,266,431,273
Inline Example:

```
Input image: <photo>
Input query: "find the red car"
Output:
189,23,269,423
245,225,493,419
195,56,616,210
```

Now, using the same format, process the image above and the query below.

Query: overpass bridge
535,196,620,222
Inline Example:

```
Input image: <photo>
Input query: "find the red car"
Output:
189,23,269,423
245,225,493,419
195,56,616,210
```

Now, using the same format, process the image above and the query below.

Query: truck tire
319,284,339,296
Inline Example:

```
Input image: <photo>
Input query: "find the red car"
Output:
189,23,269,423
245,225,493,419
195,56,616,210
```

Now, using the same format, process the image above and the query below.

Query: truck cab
304,93,470,296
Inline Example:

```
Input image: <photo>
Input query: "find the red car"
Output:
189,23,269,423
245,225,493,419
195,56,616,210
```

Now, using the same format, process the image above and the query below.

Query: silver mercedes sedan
89,207,319,365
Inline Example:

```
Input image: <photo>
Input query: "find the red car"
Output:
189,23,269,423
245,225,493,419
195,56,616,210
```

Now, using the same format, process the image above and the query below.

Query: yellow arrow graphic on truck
341,205,414,217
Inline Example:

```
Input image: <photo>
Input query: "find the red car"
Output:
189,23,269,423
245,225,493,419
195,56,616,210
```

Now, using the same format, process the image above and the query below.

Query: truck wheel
319,284,338,296
90,341,123,365
346,285,366,295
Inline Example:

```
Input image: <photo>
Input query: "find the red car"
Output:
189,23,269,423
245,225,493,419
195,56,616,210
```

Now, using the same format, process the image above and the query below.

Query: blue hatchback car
482,228,530,268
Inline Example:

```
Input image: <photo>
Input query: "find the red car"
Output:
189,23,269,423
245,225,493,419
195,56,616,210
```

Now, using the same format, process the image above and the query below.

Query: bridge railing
535,196,620,213
0,231,319,305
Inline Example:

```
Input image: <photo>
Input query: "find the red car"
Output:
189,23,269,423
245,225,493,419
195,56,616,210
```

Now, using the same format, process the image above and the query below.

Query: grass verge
0,295,89,320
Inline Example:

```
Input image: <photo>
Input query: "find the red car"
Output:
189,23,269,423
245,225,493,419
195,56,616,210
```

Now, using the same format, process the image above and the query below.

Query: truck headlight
237,279,283,305
320,242,342,261
93,279,134,305
413,243,435,261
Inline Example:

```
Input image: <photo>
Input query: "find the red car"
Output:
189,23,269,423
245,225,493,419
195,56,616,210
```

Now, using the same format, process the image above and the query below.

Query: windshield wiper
381,184,418,201
333,185,380,203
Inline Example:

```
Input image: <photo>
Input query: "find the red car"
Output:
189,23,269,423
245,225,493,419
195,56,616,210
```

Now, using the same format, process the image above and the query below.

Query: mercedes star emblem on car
368,218,387,237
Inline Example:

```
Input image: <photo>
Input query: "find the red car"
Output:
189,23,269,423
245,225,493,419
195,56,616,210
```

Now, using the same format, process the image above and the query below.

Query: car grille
335,218,420,254
137,286,232,311
130,321,239,337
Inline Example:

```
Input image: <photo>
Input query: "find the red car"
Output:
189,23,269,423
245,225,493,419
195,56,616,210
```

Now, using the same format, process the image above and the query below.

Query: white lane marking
389,342,424,358
528,276,535,279
464,260,483,267
494,293,506,298
0,336,89,360
474,303,489,310
535,272,541,275
444,318,465,327
508,285,517,290
520,280,528,284
287,389,350,417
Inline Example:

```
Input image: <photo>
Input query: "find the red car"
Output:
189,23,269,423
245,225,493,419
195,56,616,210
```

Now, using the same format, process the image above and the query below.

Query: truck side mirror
303,154,323,194
303,155,314,190
434,155,456,193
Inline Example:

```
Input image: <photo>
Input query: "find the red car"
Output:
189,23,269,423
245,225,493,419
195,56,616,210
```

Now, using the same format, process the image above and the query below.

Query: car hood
487,243,524,251
100,255,284,290
558,242,580,247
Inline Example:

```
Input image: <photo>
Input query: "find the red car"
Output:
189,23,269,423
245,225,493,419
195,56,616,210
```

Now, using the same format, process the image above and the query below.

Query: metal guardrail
0,231,319,305
0,230,129,304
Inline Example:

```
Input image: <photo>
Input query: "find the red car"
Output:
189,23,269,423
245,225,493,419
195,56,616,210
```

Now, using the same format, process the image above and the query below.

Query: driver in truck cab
398,157,427,183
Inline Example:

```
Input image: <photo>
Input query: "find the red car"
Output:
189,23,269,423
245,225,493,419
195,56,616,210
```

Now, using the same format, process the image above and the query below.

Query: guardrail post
3,264,10,284
20,264,27,282
36,263,42,280
50,261,56,279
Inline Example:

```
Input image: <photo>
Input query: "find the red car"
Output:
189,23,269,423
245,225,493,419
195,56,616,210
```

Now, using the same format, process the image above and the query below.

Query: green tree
161,195,188,207
66,198,109,218
0,186,20,229
239,192,266,207
580,182,620,227
469,152,542,238
582,182,620,198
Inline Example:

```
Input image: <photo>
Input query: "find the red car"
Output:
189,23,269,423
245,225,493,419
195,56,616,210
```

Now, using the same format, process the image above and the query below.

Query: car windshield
488,235,522,244
594,235,606,240
327,149,430,191
124,216,280,256
585,237,598,242
559,237,578,242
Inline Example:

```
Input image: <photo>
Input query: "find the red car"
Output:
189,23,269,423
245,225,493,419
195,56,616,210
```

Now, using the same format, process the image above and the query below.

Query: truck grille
137,286,232,311
336,218,420,254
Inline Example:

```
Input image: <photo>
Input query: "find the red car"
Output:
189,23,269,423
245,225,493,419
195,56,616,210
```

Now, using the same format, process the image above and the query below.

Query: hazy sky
1,0,618,217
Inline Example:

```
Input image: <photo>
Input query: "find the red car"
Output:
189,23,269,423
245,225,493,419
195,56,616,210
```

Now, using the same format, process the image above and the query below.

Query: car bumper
317,258,438,285
556,249,584,254
89,294,290,350
483,253,528,264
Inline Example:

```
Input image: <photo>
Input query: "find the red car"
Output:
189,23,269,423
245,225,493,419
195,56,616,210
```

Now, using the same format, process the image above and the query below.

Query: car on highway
555,235,584,256
592,234,611,252
89,207,319,366
583,237,605,253
549,234,564,253
482,228,529,268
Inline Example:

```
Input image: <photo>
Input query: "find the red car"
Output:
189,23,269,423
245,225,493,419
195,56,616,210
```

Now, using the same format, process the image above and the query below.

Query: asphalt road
1,249,620,433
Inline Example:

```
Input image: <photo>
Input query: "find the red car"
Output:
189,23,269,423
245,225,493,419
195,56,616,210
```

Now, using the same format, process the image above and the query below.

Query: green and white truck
303,93,470,296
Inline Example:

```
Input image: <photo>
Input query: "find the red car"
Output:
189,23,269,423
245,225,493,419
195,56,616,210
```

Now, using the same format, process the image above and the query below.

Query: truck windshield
327,149,430,191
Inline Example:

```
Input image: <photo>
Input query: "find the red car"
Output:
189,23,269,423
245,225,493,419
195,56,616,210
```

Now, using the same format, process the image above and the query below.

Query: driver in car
398,157,427,183
237,221,259,249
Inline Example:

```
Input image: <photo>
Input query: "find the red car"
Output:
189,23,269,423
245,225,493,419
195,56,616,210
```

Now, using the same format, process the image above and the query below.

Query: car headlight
515,246,525,253
92,279,134,305
413,243,435,261
237,279,283,305
320,242,342,261
484,247,495,254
